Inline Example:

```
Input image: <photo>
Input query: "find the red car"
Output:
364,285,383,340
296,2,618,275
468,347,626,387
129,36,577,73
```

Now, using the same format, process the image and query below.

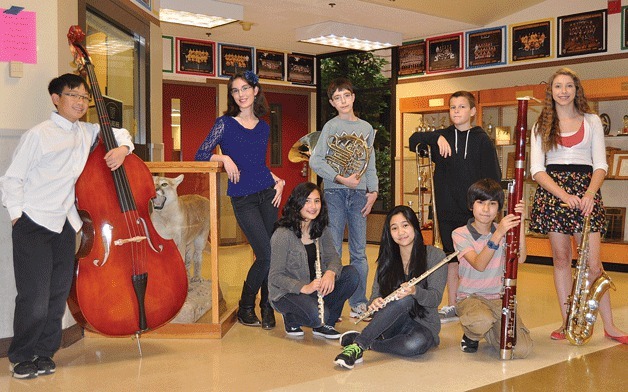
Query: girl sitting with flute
334,205,448,369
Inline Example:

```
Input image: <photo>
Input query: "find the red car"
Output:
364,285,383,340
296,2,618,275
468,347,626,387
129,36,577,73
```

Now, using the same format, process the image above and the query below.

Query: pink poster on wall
0,8,37,64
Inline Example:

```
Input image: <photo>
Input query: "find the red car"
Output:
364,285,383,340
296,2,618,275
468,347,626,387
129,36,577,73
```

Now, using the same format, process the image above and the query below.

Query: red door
162,83,217,162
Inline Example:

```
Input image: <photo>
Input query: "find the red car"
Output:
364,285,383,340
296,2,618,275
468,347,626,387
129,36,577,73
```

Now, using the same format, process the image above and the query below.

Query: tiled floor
1,244,626,391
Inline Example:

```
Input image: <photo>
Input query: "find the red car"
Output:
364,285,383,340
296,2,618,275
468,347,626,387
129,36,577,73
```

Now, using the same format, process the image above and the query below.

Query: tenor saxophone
565,215,616,345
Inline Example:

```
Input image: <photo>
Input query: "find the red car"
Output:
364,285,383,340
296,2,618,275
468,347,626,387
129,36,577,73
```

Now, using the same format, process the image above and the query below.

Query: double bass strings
83,62,148,275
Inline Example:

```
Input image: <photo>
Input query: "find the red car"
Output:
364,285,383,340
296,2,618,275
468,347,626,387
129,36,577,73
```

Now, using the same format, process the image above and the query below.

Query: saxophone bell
565,215,617,345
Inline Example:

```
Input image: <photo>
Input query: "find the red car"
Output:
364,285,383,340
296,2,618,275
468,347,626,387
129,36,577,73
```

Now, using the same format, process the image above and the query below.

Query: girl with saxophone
269,182,358,339
529,68,627,344
334,205,447,369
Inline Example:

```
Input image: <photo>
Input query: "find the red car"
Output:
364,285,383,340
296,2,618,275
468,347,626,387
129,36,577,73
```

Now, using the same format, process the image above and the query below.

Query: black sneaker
334,343,364,369
34,356,56,375
461,334,479,353
340,330,360,347
281,314,304,336
10,360,38,379
313,325,341,339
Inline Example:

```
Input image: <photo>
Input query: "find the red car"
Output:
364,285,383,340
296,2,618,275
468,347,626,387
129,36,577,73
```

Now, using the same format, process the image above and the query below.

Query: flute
354,251,458,324
499,97,529,360
314,238,325,324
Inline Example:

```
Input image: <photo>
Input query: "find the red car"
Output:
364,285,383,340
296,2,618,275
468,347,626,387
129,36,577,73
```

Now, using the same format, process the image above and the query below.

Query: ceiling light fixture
160,0,244,29
296,21,402,51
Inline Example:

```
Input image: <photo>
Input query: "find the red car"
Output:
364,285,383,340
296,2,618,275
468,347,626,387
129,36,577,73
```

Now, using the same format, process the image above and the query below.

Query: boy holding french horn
310,77,379,322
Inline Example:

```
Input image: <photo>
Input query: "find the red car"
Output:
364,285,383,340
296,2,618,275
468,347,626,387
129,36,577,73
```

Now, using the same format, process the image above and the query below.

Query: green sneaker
334,343,363,369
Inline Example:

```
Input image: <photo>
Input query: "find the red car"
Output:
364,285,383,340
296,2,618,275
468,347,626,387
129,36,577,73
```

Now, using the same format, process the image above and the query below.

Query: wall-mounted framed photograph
162,36,174,73
558,9,607,58
622,6,628,50
219,43,254,78
176,37,215,77
510,19,553,62
287,53,315,85
466,26,506,69
426,33,463,74
256,49,285,81
398,40,425,76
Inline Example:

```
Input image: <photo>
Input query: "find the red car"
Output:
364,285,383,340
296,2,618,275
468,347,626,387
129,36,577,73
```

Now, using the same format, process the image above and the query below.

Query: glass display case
142,161,243,338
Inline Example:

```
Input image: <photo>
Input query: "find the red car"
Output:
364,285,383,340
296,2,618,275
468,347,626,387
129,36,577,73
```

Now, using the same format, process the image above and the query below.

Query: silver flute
354,251,458,324
314,238,325,324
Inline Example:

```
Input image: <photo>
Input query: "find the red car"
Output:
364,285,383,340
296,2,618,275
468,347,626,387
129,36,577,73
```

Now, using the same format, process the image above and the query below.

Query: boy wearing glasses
0,73,133,379
310,78,378,321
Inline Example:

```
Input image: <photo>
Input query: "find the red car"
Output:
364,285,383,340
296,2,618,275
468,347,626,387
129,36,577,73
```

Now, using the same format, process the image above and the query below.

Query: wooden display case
142,161,238,339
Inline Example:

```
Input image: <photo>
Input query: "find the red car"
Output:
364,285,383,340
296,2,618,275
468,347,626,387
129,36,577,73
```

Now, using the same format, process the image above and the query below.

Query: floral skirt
529,165,606,235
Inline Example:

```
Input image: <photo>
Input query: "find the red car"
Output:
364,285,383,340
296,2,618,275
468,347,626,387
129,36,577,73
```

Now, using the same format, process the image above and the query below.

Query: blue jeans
231,187,278,308
324,188,368,308
272,265,358,328
354,296,435,357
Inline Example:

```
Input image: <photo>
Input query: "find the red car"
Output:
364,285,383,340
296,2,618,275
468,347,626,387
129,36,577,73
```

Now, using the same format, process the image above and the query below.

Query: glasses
230,85,253,95
331,92,353,103
62,92,91,103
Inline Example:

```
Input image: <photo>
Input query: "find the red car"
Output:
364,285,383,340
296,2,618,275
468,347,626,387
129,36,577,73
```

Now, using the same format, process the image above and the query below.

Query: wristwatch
486,239,499,250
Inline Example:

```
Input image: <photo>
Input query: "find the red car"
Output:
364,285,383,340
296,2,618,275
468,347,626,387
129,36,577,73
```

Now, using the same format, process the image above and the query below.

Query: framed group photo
219,44,254,78
558,9,607,57
397,41,426,76
510,19,553,62
256,49,285,81
287,53,314,85
426,33,463,74
176,37,215,77
466,26,506,69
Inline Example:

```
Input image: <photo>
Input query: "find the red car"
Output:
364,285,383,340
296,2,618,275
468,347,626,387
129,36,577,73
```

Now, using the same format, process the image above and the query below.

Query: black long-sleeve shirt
409,125,501,222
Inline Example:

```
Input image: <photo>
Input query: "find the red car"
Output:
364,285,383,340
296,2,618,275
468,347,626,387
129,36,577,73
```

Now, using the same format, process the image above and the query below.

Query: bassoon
499,97,529,360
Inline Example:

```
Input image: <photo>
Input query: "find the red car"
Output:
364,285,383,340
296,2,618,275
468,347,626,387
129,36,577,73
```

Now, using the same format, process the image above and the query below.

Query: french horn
289,131,371,178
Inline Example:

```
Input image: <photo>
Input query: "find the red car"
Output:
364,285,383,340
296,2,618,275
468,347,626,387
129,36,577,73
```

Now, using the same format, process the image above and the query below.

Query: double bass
66,26,187,344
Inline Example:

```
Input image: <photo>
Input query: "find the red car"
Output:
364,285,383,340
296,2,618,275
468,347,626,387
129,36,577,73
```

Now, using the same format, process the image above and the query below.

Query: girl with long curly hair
529,67,627,343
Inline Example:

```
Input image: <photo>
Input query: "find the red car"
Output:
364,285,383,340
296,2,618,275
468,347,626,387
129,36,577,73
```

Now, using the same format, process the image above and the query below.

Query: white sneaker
349,303,372,321
438,305,459,323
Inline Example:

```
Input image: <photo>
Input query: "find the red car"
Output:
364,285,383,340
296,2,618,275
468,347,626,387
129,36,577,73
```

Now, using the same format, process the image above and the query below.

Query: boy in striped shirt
452,178,532,358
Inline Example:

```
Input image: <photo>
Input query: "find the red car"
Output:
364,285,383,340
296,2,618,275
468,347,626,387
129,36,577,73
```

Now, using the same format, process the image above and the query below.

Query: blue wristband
486,240,499,250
